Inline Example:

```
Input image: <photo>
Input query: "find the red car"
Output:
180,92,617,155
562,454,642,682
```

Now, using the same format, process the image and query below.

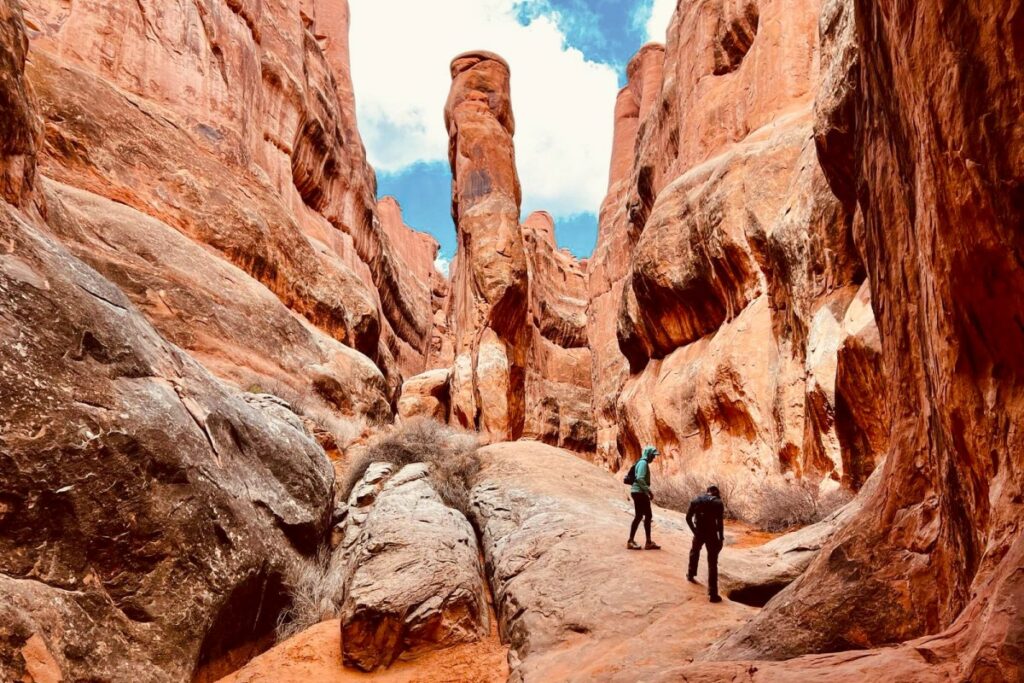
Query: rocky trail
220,441,775,682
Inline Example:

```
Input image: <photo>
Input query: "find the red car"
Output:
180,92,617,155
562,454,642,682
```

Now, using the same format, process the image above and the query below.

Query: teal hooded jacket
630,446,658,495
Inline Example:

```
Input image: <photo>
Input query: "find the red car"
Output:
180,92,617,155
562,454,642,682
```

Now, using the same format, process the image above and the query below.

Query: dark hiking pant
630,492,652,543
688,533,722,597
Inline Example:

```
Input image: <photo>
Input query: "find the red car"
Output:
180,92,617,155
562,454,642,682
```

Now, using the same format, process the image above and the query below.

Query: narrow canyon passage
1,0,1020,681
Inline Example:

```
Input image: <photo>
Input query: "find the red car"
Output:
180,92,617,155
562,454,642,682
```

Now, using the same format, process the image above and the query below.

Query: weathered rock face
337,463,489,671
470,442,755,682
0,0,38,208
586,44,664,469
709,1,1024,675
521,212,594,451
376,196,449,378
441,53,593,449
41,178,392,422
19,0,440,397
588,0,884,498
1,0,453,679
444,51,529,442
0,188,334,681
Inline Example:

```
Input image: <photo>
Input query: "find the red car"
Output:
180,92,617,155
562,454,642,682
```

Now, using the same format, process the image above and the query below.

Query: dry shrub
655,468,854,532
748,480,855,532
339,418,480,517
275,547,345,642
247,379,369,453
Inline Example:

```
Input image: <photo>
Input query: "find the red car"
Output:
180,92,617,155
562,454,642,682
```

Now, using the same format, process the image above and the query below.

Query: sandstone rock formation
586,44,664,470
444,51,530,442
376,196,451,377
432,51,594,450
1,0,450,679
470,442,754,681
337,462,489,671
588,0,884,502
708,1,1024,676
396,369,451,423
19,0,442,400
0,137,334,683
521,212,594,451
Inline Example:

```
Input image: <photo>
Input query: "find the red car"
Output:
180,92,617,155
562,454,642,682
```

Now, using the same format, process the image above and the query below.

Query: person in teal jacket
627,445,661,550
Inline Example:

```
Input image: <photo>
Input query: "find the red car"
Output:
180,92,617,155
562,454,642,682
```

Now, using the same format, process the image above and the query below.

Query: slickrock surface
470,442,755,682
337,463,490,671
708,0,1024,675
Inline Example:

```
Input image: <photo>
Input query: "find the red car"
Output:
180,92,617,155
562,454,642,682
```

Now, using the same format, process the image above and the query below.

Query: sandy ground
216,617,508,683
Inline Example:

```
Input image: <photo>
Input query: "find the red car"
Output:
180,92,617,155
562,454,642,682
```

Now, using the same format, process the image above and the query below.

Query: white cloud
434,256,451,277
644,0,676,42
348,0,619,217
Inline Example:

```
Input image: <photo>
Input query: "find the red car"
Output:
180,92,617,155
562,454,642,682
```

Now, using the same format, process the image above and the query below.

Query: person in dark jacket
627,445,661,550
686,484,725,602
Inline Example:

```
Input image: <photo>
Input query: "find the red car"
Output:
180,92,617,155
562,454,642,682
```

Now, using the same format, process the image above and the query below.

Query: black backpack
623,461,639,485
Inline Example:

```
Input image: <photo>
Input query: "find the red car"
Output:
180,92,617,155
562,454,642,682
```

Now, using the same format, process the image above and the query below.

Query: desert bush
654,467,854,532
248,379,370,454
655,472,740,520
748,479,819,532
275,547,346,641
339,418,480,517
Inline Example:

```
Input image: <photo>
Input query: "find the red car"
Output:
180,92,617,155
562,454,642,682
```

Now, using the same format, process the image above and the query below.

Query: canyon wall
19,0,442,407
710,0,1024,673
0,0,443,679
589,0,885,497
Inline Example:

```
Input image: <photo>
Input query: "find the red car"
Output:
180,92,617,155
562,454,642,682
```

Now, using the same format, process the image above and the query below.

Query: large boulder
0,203,334,682
397,369,451,423
337,462,489,671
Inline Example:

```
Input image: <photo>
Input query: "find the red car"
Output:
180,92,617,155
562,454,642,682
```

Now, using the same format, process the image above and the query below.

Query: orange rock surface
435,51,594,449
590,0,884,504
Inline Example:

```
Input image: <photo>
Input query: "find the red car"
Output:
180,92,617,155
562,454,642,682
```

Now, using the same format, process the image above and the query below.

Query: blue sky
352,0,675,267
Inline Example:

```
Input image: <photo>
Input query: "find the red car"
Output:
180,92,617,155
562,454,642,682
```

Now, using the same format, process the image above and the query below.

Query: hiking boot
686,575,697,583
627,540,642,550
644,541,662,550
709,595,723,603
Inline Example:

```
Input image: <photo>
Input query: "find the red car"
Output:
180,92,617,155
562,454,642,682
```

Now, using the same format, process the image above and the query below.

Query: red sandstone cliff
708,0,1024,672
0,1,447,679
590,0,885,504
18,0,441,405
